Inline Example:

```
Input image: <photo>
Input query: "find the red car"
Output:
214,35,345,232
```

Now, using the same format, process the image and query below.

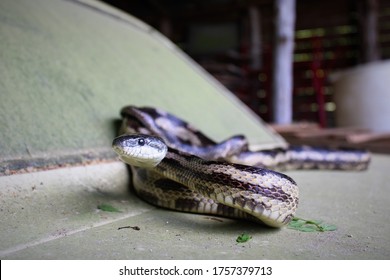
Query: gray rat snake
112,106,370,227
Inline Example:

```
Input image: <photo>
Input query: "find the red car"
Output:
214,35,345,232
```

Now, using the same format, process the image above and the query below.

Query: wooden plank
272,0,296,124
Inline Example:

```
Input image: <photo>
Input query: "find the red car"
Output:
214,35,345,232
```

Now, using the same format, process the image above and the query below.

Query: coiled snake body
112,106,370,227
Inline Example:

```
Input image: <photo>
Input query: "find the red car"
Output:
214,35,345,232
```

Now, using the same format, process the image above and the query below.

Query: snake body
112,106,370,227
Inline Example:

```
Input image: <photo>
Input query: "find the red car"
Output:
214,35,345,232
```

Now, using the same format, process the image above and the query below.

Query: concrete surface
1,154,390,259
1,0,390,260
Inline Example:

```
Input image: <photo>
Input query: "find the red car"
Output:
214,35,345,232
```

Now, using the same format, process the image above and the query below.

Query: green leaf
97,203,121,212
319,224,337,231
236,233,252,243
288,217,337,232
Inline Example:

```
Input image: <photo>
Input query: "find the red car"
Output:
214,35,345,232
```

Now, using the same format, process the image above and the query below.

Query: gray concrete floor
1,154,389,259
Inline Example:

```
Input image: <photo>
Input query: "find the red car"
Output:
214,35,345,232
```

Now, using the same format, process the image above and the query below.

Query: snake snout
112,134,168,168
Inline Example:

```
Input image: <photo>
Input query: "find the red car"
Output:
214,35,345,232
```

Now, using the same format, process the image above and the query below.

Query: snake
112,106,370,228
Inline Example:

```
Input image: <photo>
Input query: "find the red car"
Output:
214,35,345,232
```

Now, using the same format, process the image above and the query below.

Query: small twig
117,226,140,231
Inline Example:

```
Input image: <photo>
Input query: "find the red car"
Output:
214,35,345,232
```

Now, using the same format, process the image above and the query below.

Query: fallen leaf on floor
97,203,121,213
236,233,252,243
288,217,337,232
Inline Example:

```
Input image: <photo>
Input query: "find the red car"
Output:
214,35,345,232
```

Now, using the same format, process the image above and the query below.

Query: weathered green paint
0,0,283,173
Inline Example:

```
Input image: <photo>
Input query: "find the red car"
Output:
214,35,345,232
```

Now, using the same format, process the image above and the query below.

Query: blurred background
102,0,389,128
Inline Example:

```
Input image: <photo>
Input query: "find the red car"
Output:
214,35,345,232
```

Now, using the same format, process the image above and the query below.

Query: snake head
112,134,168,168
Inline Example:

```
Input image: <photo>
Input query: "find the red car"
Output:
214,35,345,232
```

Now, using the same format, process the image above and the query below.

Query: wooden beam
272,0,296,124
249,5,262,70
361,0,380,62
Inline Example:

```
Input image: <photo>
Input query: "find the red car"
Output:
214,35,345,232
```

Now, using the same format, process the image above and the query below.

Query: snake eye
138,138,145,146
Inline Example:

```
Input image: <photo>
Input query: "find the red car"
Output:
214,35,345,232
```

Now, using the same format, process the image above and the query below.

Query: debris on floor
271,123,390,154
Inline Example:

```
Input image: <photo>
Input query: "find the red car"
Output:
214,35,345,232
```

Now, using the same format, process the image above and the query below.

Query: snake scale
112,106,370,227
